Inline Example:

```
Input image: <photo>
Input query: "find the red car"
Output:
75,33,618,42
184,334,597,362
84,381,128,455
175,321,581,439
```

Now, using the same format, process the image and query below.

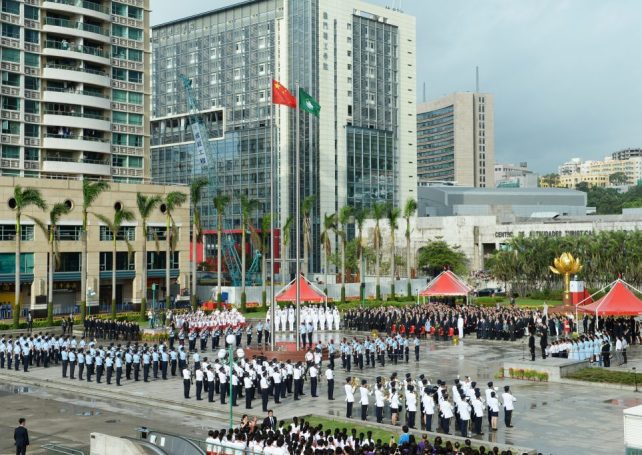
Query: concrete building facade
0,177,189,315
0,0,150,182
557,156,642,188
494,162,538,188
416,92,494,187
150,0,417,274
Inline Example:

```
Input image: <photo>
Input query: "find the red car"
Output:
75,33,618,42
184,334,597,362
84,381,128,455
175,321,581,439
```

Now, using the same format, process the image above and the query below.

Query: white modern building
1,0,150,181
494,162,538,188
416,92,494,187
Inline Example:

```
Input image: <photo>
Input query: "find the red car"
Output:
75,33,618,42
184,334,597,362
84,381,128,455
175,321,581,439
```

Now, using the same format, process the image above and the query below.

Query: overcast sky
152,0,642,174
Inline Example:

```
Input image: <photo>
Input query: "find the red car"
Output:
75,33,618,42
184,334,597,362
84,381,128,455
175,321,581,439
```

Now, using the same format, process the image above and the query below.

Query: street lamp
220,334,244,428
151,283,157,328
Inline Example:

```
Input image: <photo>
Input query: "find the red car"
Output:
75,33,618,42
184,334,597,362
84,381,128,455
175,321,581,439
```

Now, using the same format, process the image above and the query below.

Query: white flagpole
295,82,301,351
270,80,276,350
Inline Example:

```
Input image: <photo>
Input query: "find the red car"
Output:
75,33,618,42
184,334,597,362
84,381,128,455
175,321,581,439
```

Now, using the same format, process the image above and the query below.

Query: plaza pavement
0,330,640,454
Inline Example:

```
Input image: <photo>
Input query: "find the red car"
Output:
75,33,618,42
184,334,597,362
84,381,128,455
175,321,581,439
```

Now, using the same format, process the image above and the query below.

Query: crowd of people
271,306,341,332
201,414,526,455
83,316,140,341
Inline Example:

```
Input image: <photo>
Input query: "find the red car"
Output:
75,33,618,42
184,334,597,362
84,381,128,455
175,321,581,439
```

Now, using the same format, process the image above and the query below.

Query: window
112,24,126,37
57,225,81,241
128,92,142,105
24,76,38,90
0,253,34,274
258,63,265,75
1,71,19,86
112,2,127,16
24,100,38,114
1,96,19,110
147,226,167,241
25,148,38,161
129,156,142,168
1,47,19,62
1,120,19,134
128,49,143,62
112,111,127,124
1,145,19,159
24,124,39,137
128,71,142,83
128,27,143,41
128,6,143,19
100,225,135,241
0,224,33,241
112,68,126,81
99,252,135,271
1,0,20,14
112,46,127,59
235,42,244,53
258,37,266,49
128,113,143,125
112,133,127,145
24,53,39,67
147,251,178,270
128,135,143,147
24,30,39,44
234,68,241,80
112,90,127,102
24,5,38,19
1,23,19,39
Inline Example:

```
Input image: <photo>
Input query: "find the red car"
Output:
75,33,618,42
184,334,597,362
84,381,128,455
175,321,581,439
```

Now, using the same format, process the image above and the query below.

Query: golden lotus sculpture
549,252,582,304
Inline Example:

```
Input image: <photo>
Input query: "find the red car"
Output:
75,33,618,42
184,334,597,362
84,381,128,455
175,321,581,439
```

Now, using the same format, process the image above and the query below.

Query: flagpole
295,81,301,351
270,79,276,351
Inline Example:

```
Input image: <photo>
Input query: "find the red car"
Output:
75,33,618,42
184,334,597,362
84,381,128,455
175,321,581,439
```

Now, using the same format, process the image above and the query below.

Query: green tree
161,191,187,308
320,212,337,293
417,240,467,277
136,193,162,319
240,195,259,310
302,195,315,274
403,198,417,296
540,173,561,187
95,207,135,319
11,186,47,328
337,205,353,302
387,206,400,298
259,214,271,307
30,202,70,325
609,171,629,186
586,187,623,214
213,192,230,301
354,207,368,296
81,181,110,321
190,177,208,310
371,202,387,300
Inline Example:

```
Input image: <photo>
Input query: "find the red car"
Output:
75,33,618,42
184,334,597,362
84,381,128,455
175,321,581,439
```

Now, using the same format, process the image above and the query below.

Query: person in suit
262,409,277,431
528,332,536,361
14,417,29,455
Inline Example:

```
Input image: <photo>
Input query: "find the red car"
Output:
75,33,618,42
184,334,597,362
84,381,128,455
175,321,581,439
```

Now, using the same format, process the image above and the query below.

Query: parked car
477,287,506,297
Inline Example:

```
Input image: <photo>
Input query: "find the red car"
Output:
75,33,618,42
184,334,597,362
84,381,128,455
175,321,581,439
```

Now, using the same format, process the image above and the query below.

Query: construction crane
179,74,245,288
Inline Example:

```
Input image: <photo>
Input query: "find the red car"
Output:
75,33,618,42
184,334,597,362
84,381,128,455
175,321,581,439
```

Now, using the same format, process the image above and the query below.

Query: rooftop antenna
423,81,426,103
475,66,480,92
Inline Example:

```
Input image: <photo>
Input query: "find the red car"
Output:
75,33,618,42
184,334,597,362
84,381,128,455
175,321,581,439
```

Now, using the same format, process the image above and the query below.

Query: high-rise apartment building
416,92,494,187
151,0,416,274
1,0,150,181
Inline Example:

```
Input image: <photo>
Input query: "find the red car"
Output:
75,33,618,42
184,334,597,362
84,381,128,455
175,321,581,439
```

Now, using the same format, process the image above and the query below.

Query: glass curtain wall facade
0,0,150,181
416,105,455,181
151,0,279,231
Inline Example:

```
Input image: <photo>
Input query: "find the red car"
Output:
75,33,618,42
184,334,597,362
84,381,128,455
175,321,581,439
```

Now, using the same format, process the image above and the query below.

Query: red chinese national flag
272,79,296,108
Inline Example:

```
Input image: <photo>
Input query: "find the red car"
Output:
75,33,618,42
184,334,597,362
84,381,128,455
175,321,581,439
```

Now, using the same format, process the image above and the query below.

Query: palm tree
371,202,387,301
302,195,315,274
240,195,259,309
190,177,208,310
30,202,70,325
387,206,400,298
320,212,337,293
161,191,187,309
259,214,271,307
403,198,417,296
81,181,110,321
353,207,368,298
337,205,353,302
136,193,161,319
95,208,135,318
11,186,47,328
213,192,230,301
281,216,293,283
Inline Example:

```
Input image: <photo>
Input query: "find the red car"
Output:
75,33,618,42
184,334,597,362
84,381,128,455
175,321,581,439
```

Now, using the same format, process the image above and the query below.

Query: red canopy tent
275,274,326,304
419,270,472,297
579,279,642,316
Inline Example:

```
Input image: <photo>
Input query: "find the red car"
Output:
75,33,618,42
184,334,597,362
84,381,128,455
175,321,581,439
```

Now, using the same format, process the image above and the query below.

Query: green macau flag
299,87,320,117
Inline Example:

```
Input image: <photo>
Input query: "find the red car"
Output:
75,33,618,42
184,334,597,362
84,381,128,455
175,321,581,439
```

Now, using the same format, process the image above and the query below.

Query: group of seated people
201,415,532,455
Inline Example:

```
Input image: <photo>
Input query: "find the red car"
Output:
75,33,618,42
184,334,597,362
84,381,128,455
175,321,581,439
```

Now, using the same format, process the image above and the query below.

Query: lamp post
221,334,244,428
634,367,638,393
151,283,157,329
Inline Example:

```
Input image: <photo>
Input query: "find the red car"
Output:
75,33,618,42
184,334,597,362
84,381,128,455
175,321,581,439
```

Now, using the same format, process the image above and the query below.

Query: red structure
419,270,472,297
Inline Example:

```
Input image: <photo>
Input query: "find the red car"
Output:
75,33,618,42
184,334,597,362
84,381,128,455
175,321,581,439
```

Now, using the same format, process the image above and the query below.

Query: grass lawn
515,298,564,307
291,415,398,443
566,367,640,386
